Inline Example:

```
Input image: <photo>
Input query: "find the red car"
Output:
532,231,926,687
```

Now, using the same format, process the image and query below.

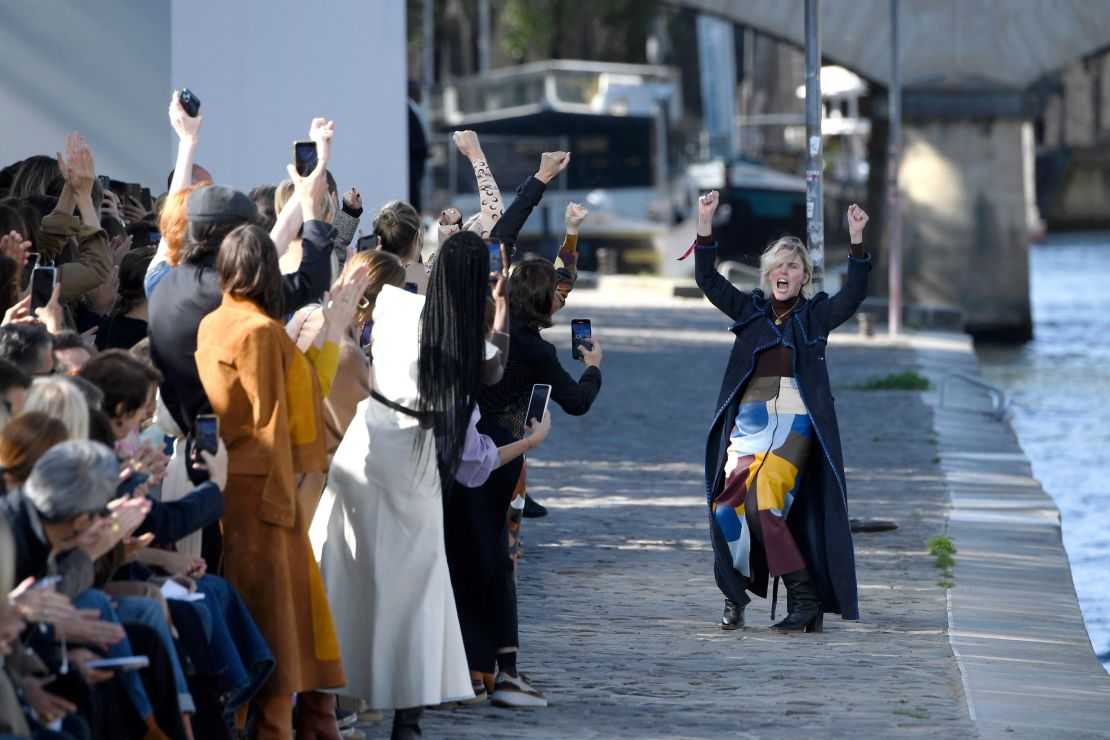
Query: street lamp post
888,0,903,335
804,0,825,291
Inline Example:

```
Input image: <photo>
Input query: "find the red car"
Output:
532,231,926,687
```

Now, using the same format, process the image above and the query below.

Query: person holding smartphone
688,192,871,634
194,224,366,738
445,255,603,710
312,231,516,736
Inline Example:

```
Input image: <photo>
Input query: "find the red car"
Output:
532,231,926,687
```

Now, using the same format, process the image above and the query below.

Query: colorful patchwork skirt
712,376,812,579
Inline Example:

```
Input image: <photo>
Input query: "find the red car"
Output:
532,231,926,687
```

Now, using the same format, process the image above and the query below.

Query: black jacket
2,487,94,598
148,220,334,434
477,318,602,444
695,241,871,620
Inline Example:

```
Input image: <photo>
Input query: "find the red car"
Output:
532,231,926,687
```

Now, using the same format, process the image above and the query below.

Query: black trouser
445,456,523,674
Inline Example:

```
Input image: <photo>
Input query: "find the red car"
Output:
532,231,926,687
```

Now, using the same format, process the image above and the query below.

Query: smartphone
294,140,318,177
359,321,373,349
29,266,56,313
149,229,162,244
179,88,201,117
32,575,62,590
488,241,503,274
86,655,150,671
571,318,592,360
97,174,111,192
403,282,418,294
21,251,39,291
126,182,142,208
356,234,377,252
108,178,128,200
140,186,153,211
196,414,219,455
525,384,552,428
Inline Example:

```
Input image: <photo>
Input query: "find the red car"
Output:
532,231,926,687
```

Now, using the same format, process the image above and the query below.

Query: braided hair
416,230,489,490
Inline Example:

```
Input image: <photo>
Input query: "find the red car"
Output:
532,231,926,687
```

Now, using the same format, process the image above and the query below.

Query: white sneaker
490,672,547,708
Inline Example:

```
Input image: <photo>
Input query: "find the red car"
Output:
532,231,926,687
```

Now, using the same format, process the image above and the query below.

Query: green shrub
856,371,930,391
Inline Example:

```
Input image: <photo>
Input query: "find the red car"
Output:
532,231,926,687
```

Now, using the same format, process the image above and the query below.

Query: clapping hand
322,263,370,346
847,203,868,244
56,132,96,198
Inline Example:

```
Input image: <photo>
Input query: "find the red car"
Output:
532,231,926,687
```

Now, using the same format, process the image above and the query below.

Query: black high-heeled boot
721,598,745,630
772,569,823,633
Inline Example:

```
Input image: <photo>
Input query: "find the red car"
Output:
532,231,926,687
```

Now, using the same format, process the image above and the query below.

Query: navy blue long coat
694,242,871,620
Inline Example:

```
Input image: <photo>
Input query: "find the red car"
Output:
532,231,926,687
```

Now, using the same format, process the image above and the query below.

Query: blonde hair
343,250,405,325
23,377,90,440
759,236,814,299
275,179,337,224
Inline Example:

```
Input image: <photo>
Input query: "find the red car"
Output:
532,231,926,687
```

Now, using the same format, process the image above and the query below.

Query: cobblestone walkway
360,294,975,738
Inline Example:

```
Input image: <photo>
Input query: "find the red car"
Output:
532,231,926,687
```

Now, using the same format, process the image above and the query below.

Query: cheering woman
690,191,870,633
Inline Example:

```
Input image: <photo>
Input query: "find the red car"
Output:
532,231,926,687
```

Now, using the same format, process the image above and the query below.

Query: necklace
771,297,799,326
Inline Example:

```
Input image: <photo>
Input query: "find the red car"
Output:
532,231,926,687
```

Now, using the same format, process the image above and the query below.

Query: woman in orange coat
195,223,367,739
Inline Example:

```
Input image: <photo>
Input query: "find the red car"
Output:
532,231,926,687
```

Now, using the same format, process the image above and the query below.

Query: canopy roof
683,0,1110,90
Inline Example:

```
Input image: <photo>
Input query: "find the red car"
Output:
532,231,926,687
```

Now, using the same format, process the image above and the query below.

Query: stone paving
358,292,976,738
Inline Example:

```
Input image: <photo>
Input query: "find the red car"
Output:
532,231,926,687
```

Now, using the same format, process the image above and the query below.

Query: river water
976,232,1110,672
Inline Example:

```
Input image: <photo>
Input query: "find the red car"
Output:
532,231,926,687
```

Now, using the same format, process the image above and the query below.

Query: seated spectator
0,323,54,376
52,330,96,375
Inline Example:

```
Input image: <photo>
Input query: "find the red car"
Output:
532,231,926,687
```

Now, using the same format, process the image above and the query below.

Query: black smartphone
488,241,503,274
29,266,56,313
126,182,143,209
108,178,128,200
21,251,39,291
356,234,377,252
179,88,201,117
149,229,162,244
196,414,219,455
294,140,318,177
403,282,418,294
140,186,153,211
571,318,592,360
97,175,111,192
525,383,552,427
359,321,373,348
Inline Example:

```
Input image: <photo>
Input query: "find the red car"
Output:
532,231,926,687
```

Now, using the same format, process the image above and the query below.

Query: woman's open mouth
776,278,789,288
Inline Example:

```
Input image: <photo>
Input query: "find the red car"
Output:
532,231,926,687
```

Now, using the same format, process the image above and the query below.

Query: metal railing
939,371,1011,420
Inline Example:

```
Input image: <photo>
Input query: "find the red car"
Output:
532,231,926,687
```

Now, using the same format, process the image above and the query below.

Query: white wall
0,0,171,188
0,0,407,211
170,0,408,210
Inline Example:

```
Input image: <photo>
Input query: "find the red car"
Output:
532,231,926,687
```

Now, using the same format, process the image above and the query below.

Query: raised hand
169,90,203,142
453,130,484,160
847,203,869,244
109,234,132,267
536,151,571,184
56,132,96,197
697,191,719,237
286,128,330,223
565,202,588,235
101,190,122,221
0,230,30,269
322,263,370,345
2,296,35,328
85,264,120,317
309,117,335,166
343,188,362,212
33,281,64,335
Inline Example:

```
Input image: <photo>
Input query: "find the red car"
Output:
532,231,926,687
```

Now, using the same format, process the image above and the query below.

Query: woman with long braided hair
311,230,551,738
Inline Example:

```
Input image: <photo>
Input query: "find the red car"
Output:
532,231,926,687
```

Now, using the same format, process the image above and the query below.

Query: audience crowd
0,90,605,740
